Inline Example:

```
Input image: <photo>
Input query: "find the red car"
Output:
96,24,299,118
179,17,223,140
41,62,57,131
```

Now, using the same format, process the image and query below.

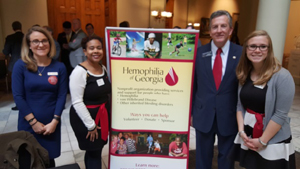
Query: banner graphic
105,27,199,169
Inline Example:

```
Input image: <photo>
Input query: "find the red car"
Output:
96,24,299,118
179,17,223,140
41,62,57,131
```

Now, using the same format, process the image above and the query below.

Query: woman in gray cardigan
229,30,296,169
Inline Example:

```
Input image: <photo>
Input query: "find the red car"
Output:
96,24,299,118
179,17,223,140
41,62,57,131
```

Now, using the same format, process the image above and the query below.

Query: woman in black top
69,36,111,169
229,30,295,169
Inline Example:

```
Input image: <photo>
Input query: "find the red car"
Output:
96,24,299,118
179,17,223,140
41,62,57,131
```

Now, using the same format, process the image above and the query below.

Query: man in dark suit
192,10,242,169
1,21,24,110
57,21,74,75
85,23,97,37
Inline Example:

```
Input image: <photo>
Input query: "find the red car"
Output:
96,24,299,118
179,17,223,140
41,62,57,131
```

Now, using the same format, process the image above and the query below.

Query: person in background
12,26,68,168
192,10,242,169
0,21,24,111
186,24,202,48
118,21,130,50
230,30,296,169
230,21,240,45
69,36,111,169
63,18,87,68
57,21,74,76
119,21,130,27
186,25,194,29
43,26,60,60
85,23,96,37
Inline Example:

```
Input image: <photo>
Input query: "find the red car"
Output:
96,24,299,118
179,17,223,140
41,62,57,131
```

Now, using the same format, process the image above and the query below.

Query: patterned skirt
228,111,296,169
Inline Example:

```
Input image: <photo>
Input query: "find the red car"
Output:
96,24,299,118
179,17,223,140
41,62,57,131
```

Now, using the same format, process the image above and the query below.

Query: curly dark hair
81,36,103,50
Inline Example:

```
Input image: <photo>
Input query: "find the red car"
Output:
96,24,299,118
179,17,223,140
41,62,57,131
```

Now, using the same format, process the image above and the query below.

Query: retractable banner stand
105,27,199,169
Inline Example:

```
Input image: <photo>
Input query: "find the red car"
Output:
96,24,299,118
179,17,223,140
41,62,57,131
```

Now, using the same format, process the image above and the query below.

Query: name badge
96,79,105,86
202,51,212,57
254,84,265,89
48,72,58,76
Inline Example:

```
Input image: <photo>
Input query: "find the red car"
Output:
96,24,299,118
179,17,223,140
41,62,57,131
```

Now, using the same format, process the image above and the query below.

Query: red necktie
213,48,222,90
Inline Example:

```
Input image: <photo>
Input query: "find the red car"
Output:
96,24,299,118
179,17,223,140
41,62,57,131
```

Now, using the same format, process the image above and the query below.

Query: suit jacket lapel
219,42,238,90
71,31,75,38
70,31,79,42
203,45,216,89
63,32,69,43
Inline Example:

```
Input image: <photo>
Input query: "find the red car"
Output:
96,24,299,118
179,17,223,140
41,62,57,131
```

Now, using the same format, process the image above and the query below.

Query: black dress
70,65,111,151
229,77,295,169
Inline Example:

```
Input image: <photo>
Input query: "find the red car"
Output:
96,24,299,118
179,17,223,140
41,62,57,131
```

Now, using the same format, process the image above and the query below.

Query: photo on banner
110,131,188,157
144,32,162,59
110,31,126,57
162,33,195,60
126,31,145,58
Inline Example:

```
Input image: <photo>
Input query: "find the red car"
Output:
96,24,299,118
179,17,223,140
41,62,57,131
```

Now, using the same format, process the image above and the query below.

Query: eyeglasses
30,39,49,46
247,45,269,51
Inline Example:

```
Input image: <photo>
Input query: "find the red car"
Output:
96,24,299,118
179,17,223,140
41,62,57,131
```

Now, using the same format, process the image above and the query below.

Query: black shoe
11,106,18,111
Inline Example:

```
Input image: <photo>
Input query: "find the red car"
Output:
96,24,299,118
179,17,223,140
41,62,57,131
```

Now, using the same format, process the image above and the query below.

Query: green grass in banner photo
161,33,196,60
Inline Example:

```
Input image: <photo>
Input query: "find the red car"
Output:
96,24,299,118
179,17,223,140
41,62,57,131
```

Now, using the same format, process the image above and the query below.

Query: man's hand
63,44,69,49
0,53,6,59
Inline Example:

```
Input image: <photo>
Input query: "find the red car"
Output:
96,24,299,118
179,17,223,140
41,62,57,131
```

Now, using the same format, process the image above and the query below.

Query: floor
0,85,300,169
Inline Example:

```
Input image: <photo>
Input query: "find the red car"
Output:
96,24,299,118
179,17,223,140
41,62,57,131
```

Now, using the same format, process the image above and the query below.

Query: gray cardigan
237,68,295,144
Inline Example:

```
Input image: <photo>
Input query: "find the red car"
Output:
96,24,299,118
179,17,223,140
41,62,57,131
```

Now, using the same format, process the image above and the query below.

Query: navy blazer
192,42,242,136
57,31,75,58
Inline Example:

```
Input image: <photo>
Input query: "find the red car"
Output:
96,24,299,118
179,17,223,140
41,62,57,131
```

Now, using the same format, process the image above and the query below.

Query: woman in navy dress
12,26,68,168
230,30,296,169
69,36,111,169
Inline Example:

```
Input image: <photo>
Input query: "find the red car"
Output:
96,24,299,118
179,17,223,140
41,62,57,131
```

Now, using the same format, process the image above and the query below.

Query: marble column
256,0,290,63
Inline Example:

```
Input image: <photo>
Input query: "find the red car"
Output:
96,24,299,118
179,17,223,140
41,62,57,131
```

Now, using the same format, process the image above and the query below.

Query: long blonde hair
236,30,281,85
21,26,56,72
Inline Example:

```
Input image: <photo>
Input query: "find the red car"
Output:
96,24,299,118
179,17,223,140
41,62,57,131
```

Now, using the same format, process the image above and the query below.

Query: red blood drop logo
165,67,178,86
48,76,58,85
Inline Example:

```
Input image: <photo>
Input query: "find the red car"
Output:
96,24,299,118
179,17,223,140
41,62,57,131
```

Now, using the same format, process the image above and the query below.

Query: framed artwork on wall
232,13,240,29
200,17,210,38
231,13,240,45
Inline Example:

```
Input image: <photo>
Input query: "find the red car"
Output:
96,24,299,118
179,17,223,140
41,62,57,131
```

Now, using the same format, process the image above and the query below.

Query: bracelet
31,120,38,126
88,125,97,131
258,137,268,146
27,117,35,123
53,116,61,122
238,131,245,137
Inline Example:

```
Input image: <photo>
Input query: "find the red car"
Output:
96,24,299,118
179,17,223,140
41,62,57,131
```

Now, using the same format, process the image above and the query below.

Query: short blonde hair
21,26,56,72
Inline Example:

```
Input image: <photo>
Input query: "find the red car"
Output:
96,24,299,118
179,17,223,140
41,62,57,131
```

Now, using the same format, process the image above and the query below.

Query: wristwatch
53,116,61,123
